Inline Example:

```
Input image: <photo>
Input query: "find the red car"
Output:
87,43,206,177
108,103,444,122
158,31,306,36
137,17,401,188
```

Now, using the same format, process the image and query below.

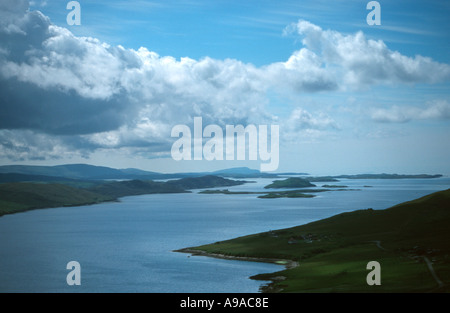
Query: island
258,191,316,199
198,189,261,195
264,177,316,189
199,188,340,199
177,188,450,293
0,163,444,218
300,176,339,182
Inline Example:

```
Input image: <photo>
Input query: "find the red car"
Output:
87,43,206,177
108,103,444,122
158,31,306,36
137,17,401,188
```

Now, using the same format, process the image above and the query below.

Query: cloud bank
1,2,449,163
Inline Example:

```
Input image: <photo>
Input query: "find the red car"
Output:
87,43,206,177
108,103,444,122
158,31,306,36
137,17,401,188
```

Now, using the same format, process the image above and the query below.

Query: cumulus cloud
287,108,339,131
280,108,340,143
371,100,450,123
0,2,449,162
285,20,450,87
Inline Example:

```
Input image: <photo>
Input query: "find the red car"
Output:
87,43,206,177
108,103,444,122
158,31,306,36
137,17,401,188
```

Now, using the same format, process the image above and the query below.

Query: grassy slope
0,175,244,216
0,180,187,216
0,182,115,216
189,189,450,293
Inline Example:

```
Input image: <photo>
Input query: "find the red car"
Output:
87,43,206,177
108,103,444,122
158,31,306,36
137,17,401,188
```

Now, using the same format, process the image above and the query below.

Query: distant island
199,189,261,195
264,177,316,189
199,188,333,199
177,188,450,293
258,191,316,199
0,163,444,216
199,188,358,199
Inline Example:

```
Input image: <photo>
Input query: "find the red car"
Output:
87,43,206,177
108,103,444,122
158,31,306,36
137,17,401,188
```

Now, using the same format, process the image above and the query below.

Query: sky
0,0,449,175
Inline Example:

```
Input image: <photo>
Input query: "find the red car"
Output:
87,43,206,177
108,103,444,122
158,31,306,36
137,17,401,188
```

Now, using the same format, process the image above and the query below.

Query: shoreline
174,248,299,292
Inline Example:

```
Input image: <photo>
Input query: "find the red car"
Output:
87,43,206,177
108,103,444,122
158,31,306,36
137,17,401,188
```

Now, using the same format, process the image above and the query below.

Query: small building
288,237,298,244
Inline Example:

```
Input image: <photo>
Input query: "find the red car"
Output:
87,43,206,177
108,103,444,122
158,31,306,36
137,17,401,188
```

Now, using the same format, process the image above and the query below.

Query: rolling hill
0,182,115,216
180,188,450,293
0,175,248,216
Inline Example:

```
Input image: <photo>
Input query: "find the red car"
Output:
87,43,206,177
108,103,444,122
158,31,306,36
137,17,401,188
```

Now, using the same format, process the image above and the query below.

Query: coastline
174,247,299,292
175,188,450,293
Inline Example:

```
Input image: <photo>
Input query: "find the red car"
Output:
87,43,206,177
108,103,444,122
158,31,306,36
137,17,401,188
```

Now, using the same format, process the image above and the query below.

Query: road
371,240,445,289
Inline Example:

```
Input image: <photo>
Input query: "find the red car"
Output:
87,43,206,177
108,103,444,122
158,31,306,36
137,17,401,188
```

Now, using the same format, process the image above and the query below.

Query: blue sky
31,0,450,65
1,0,449,175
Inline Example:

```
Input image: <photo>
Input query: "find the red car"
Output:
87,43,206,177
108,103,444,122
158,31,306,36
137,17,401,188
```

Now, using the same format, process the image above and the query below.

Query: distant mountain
0,164,126,180
334,174,443,179
0,164,280,180
209,167,279,178
119,168,160,176
276,172,310,176
0,164,443,182
0,164,177,180
152,167,280,179
0,173,78,183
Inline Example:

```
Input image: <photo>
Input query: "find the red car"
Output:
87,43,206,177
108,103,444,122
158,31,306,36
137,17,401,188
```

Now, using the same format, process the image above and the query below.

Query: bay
0,177,449,293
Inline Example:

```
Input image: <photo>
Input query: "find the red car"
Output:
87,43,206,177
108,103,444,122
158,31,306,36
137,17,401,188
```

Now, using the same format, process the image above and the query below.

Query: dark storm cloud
0,77,133,135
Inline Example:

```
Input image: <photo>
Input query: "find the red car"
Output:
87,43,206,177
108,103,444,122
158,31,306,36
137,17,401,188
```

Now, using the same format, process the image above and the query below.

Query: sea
0,176,449,293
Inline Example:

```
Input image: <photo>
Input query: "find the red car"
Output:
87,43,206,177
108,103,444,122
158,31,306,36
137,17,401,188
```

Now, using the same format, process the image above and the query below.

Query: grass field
184,189,450,292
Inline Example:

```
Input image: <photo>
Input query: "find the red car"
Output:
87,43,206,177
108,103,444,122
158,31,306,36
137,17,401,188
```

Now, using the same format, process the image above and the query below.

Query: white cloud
0,2,449,162
281,107,339,143
264,48,338,92
371,100,450,123
287,108,339,130
285,20,450,87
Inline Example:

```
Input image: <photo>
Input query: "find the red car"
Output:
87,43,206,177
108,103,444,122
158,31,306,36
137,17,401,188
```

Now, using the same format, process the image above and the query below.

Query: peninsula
178,188,450,293
0,175,246,217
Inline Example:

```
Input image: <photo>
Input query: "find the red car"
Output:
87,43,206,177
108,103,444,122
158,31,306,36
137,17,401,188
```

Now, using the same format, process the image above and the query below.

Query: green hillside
0,182,115,216
0,175,247,216
181,189,450,293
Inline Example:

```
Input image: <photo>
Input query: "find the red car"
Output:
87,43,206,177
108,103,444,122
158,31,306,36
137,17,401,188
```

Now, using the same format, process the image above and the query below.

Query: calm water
0,177,449,293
